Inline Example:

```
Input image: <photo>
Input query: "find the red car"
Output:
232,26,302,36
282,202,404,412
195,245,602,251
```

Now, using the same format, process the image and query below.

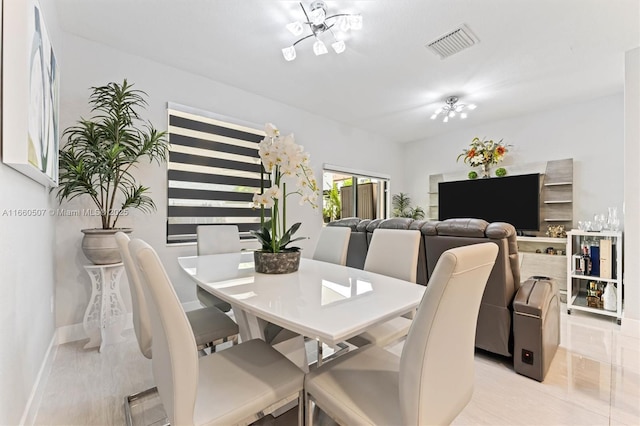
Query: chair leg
304,391,313,426
197,334,239,356
298,390,304,426
124,386,158,426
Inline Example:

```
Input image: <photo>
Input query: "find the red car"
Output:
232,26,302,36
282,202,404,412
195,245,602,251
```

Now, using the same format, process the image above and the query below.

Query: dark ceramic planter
253,250,301,274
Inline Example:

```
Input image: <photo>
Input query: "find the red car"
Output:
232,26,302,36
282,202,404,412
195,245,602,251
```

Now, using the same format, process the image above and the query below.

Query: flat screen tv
438,173,540,231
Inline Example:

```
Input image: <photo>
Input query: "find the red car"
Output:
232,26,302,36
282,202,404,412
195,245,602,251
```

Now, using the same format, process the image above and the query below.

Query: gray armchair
327,217,521,357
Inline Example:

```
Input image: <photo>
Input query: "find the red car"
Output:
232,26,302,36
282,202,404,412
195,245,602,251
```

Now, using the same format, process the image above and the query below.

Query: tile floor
32,306,640,425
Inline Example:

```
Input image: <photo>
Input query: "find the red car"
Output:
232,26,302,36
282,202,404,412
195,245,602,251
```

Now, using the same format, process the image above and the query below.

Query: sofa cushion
420,221,440,236
409,220,428,230
435,218,489,237
379,218,414,229
366,219,384,232
327,217,361,231
356,219,372,232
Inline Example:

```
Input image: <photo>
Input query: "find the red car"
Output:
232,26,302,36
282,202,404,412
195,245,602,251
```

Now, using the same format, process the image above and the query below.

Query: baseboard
55,322,87,345
621,316,640,338
56,313,133,345
55,306,203,344
20,333,58,426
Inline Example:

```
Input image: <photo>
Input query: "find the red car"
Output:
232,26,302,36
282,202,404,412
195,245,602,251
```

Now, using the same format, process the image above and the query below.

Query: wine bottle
582,245,592,276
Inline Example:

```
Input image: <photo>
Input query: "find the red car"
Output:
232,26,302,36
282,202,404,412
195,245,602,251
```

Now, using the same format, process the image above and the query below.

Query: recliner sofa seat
328,217,520,357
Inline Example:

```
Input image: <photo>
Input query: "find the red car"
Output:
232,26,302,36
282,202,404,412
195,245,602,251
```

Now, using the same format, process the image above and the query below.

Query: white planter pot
81,228,132,265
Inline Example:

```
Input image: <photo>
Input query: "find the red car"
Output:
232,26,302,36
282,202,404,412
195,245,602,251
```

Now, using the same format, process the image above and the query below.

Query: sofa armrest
486,222,520,288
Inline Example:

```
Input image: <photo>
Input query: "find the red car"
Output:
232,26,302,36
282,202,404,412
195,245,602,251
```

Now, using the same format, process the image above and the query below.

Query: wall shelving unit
539,159,573,234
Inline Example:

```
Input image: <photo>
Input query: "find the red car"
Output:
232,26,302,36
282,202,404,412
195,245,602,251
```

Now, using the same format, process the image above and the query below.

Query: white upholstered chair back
364,229,421,283
400,242,498,425
115,232,152,359
129,239,199,426
312,226,352,266
197,225,241,255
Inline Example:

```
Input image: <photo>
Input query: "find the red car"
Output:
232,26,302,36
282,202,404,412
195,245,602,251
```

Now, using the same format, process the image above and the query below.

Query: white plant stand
82,263,126,351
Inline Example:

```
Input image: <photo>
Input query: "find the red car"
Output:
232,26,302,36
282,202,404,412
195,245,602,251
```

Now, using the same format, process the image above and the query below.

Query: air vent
426,24,478,59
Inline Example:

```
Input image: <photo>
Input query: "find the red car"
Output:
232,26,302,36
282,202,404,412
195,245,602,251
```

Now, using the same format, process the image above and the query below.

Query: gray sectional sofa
327,217,558,369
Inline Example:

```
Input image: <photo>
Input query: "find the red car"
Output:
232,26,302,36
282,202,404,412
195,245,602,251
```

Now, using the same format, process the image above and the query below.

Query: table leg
231,304,267,342
231,304,309,372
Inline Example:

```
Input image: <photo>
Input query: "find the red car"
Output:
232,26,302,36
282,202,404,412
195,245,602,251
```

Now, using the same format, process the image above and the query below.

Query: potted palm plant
56,79,168,264
392,192,425,219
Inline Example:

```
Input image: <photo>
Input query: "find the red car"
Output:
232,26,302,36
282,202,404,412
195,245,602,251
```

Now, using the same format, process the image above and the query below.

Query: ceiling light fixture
430,96,476,122
282,1,362,61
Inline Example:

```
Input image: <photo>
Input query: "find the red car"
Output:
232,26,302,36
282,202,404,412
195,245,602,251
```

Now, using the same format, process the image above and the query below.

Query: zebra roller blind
167,105,269,243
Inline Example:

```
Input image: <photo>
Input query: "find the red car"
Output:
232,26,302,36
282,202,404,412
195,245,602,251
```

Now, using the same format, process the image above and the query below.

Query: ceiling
54,0,640,144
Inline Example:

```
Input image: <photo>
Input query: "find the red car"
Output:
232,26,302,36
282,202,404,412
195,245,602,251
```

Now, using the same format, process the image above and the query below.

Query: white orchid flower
252,192,274,208
265,185,282,200
265,123,279,138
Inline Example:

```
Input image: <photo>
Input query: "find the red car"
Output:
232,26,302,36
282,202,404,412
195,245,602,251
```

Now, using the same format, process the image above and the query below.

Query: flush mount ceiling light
282,1,362,61
430,96,477,123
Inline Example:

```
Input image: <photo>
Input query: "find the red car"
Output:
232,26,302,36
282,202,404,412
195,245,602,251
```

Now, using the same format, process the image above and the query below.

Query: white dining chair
196,224,242,255
305,243,498,426
115,232,239,425
130,238,305,426
312,226,352,266
195,224,242,311
348,228,421,347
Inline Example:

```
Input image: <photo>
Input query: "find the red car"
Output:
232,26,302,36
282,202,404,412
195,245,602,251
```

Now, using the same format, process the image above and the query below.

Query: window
166,104,268,244
322,165,390,222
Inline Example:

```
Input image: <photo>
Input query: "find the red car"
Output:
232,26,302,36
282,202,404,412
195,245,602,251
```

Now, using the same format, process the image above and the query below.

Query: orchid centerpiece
251,123,319,253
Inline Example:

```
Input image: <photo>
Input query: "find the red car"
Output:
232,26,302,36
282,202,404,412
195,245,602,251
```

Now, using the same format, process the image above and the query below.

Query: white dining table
178,251,425,365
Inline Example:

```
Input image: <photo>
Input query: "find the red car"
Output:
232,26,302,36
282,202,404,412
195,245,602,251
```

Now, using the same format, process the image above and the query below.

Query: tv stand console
517,231,538,237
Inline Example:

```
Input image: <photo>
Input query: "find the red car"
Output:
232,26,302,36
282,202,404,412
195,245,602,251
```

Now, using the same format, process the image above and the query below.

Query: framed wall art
2,0,59,187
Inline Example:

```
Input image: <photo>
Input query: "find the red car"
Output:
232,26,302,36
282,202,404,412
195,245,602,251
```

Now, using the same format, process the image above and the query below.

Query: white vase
602,282,617,311
480,164,491,178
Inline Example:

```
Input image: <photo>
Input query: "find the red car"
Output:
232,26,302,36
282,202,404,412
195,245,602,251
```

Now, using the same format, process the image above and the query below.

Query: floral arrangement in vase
251,123,319,257
457,137,510,178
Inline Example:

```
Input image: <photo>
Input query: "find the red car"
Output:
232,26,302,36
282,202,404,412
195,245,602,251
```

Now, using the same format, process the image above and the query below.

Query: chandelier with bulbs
430,96,477,122
282,1,362,61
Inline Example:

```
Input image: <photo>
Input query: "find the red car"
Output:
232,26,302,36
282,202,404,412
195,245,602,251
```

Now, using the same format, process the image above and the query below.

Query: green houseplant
56,79,169,264
392,192,425,220
322,183,341,223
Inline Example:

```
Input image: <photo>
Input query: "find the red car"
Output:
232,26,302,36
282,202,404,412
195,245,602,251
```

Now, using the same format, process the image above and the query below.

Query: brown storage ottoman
513,276,560,381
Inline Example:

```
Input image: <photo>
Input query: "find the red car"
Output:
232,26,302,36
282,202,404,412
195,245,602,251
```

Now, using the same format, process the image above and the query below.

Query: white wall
54,33,403,328
0,1,61,424
623,48,640,324
403,94,624,230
